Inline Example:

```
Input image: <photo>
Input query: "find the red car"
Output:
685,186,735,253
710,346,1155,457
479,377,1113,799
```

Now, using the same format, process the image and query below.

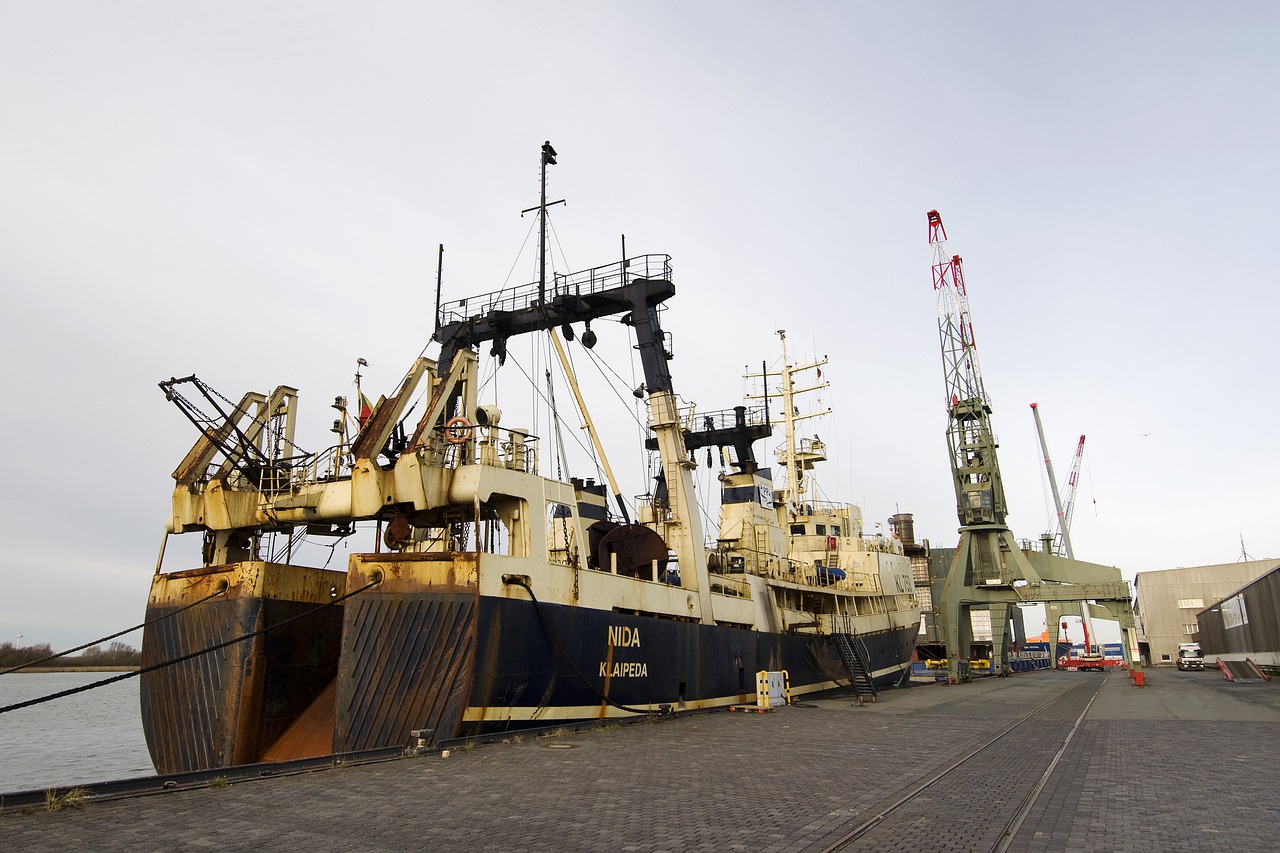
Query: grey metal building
1133,559,1277,666
1197,565,1280,674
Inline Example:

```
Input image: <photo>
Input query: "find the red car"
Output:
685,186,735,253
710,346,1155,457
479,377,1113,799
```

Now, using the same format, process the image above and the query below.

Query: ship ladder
833,614,877,705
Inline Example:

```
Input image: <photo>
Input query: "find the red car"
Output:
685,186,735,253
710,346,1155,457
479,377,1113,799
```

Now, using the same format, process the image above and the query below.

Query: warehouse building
1197,565,1280,676
1133,559,1277,666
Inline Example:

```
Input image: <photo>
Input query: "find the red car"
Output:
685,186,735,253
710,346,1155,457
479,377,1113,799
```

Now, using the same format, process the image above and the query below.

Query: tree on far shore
0,640,141,668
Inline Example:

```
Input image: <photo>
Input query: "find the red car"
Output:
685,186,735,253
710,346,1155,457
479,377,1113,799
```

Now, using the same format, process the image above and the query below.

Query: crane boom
1030,402,1073,559
1061,434,1086,545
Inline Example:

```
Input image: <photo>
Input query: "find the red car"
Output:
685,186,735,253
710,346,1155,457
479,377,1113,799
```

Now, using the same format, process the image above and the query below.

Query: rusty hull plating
335,553,479,753
140,562,344,774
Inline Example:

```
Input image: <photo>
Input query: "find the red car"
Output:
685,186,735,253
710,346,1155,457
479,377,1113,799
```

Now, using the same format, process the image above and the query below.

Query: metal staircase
833,614,877,704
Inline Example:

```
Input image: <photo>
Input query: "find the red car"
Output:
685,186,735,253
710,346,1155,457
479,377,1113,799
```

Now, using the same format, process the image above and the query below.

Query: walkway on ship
3,669,1278,852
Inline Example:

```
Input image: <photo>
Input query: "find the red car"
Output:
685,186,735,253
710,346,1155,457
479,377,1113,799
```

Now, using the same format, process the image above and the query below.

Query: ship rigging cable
0,578,382,717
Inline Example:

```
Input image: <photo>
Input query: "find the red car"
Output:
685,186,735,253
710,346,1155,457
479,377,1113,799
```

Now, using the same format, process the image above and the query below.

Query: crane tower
927,210,1143,683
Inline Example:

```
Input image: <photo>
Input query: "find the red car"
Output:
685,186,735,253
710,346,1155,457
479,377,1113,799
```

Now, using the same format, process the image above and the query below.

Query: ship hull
141,556,917,772
459,596,918,732
139,562,345,774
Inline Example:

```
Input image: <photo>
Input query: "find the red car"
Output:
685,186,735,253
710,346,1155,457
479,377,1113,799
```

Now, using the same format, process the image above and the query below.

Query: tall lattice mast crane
930,210,1007,535
927,209,1141,683
929,209,1030,680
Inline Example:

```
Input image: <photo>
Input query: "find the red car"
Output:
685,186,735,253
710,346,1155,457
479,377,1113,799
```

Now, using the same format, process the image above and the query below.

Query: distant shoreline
9,666,141,674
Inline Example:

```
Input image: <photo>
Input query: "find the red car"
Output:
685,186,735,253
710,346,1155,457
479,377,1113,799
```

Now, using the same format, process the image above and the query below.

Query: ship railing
634,494,673,525
709,574,752,599
790,533,845,552
1017,537,1059,554
760,560,885,595
672,404,770,433
448,424,541,474
286,445,351,487
791,500,848,516
860,534,902,555
190,451,325,495
710,544,783,577
437,254,673,326
848,571,883,594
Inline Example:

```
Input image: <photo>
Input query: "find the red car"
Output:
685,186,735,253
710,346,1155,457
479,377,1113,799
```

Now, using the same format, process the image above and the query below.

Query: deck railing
437,254,673,327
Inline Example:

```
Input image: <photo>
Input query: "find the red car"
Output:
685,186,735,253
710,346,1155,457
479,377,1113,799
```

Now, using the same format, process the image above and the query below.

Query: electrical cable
502,576,669,717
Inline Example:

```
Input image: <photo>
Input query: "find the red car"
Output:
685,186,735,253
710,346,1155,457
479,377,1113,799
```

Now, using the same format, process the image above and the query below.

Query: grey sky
2,2,1276,650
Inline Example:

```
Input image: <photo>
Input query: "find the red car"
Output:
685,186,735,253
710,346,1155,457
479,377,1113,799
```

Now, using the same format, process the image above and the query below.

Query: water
0,672,155,793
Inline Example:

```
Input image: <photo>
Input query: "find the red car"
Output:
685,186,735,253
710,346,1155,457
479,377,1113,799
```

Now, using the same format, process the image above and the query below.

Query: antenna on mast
521,141,566,304
434,244,444,334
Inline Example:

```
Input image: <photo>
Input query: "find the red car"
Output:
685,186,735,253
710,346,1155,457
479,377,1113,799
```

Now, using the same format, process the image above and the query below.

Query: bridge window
790,524,805,535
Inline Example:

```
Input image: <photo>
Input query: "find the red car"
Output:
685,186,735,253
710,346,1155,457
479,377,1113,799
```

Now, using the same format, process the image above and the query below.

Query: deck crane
928,210,1144,684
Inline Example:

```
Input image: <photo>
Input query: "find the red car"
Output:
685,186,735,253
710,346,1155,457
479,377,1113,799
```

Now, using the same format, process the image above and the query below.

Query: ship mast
766,330,829,513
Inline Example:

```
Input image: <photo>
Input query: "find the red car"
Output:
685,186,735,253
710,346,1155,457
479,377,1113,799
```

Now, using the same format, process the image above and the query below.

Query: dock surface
3,669,1277,852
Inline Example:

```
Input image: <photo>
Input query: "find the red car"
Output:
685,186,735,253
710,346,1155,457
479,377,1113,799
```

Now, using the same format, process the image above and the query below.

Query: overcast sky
2,2,1276,650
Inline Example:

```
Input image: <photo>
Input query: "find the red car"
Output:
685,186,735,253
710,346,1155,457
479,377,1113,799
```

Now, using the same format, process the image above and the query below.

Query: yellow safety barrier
755,669,791,708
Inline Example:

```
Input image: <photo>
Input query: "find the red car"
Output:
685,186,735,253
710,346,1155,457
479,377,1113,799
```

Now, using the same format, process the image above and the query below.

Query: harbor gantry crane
928,210,1144,683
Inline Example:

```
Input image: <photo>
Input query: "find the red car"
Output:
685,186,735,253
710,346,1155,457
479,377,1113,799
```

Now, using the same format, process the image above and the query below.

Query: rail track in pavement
820,674,1105,853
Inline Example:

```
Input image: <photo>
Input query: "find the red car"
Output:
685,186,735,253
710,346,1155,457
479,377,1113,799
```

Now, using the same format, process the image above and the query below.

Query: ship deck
4,668,1278,852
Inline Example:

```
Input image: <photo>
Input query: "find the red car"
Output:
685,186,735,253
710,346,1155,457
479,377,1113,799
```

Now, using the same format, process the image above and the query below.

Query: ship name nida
607,625,641,648
601,625,646,677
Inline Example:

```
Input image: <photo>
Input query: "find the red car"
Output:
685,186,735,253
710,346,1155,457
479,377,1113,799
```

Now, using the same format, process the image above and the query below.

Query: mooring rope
502,576,667,717
0,578,381,716
0,588,230,676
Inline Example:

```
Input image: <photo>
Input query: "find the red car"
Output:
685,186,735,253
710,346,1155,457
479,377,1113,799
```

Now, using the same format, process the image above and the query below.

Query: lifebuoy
444,416,473,444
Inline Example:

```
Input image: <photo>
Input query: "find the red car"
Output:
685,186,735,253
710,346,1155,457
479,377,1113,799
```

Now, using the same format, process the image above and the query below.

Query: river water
0,672,156,793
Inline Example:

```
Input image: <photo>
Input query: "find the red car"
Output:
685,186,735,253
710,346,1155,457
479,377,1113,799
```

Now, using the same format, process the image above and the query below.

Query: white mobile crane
1030,403,1100,660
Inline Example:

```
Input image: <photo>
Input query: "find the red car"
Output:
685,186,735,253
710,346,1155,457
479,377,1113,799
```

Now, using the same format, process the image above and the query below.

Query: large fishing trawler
139,144,919,773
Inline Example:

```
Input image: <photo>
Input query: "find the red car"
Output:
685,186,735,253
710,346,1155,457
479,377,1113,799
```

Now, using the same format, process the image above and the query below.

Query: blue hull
335,590,918,749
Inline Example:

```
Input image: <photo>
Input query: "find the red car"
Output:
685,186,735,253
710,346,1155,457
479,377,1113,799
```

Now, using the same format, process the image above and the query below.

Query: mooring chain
0,577,382,717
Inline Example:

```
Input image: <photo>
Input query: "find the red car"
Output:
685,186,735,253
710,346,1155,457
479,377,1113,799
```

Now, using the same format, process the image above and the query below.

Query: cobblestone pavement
2,669,1276,852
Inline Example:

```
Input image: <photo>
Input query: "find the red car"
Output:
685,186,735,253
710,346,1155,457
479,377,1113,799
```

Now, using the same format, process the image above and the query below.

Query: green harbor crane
928,210,1144,683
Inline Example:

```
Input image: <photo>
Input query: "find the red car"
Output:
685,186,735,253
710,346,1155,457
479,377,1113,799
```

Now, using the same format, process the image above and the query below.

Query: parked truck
1176,642,1205,671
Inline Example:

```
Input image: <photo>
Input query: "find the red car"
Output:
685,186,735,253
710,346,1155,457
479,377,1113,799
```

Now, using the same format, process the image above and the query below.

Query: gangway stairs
833,614,877,705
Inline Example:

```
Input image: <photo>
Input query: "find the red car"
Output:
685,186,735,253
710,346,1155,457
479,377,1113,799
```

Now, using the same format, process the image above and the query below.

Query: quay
2,669,1277,852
